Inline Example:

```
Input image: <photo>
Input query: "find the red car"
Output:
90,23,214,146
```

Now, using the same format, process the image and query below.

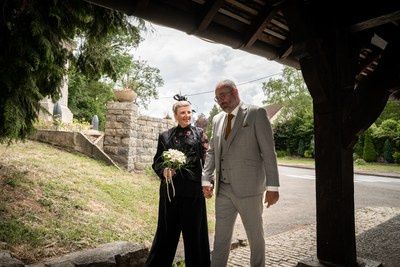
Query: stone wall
30,130,118,168
104,101,174,171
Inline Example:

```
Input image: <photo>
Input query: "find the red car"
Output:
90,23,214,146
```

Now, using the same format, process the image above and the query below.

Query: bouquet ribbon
166,178,175,202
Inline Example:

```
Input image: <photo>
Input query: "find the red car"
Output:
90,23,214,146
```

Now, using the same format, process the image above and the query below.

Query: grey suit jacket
201,103,279,197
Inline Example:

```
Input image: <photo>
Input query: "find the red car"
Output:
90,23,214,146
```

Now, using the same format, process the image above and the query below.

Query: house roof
264,103,282,120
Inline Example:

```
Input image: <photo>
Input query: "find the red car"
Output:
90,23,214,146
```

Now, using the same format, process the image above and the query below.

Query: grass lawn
0,140,215,264
278,157,400,174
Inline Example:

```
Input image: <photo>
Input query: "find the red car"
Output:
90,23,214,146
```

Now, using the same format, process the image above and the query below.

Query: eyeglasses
214,90,233,102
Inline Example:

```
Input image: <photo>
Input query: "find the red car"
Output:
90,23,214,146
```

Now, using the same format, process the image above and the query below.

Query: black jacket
152,125,207,197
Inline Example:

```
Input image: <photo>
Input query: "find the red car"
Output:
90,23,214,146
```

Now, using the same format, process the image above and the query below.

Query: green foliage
354,134,365,158
393,151,400,164
354,158,367,165
262,66,312,122
206,105,221,139
372,119,400,140
304,149,313,158
68,66,114,130
383,139,394,163
276,150,288,158
119,60,163,109
297,139,305,157
363,133,377,162
34,118,91,132
0,0,144,143
375,100,400,125
273,114,313,156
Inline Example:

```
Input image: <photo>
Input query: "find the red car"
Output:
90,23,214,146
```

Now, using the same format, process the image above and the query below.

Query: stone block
0,251,24,267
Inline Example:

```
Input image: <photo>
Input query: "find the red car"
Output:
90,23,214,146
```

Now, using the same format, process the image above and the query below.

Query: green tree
297,139,305,157
273,115,313,156
363,133,377,162
0,0,144,142
262,66,312,121
68,67,114,130
117,59,163,108
375,100,400,125
354,134,365,159
373,119,400,140
383,139,394,163
206,105,221,139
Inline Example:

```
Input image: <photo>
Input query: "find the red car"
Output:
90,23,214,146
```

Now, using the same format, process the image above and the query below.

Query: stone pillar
103,102,138,171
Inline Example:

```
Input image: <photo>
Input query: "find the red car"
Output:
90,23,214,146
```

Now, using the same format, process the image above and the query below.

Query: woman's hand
163,168,176,182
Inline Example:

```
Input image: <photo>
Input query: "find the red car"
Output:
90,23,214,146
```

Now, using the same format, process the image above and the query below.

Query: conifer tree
383,139,394,163
363,133,377,162
0,0,143,142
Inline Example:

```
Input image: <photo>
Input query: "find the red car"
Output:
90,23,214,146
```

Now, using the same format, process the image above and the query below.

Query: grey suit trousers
211,183,265,267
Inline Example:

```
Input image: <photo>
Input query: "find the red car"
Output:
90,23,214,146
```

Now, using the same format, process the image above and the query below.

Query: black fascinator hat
173,94,196,113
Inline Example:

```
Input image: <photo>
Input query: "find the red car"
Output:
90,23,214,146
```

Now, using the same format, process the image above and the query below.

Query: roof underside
88,0,400,83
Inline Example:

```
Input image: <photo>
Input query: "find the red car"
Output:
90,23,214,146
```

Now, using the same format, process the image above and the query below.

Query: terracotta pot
114,89,137,102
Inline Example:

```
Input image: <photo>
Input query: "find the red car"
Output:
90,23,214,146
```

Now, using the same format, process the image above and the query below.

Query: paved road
176,166,400,265
232,166,400,240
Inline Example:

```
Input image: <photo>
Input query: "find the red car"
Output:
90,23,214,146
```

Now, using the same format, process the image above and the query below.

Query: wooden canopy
87,0,400,266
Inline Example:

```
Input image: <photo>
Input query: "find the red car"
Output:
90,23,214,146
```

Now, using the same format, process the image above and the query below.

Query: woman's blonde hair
172,101,191,114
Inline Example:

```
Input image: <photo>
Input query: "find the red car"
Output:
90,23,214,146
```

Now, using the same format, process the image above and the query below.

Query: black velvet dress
145,125,211,267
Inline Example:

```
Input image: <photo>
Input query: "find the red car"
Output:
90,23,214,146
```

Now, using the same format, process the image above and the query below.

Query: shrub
363,133,377,162
354,158,367,165
353,134,364,159
393,152,400,164
297,139,305,157
304,150,313,158
276,150,288,158
383,139,394,163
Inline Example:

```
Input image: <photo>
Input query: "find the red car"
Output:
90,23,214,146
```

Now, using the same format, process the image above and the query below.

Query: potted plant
114,80,138,102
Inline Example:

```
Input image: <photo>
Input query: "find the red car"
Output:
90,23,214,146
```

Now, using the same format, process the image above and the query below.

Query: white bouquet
161,149,187,202
162,149,187,170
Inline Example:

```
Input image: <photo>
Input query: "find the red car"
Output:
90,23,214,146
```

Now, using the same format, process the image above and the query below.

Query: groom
202,79,280,267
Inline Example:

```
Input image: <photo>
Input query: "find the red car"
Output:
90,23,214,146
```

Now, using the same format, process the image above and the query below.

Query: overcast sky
133,23,283,119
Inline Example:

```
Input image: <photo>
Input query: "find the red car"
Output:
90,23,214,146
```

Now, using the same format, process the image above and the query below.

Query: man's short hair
216,79,237,91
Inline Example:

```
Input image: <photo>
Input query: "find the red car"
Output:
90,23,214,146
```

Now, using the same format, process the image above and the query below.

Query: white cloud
133,23,283,119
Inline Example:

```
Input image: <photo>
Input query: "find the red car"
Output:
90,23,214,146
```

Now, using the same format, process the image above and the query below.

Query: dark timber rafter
243,4,278,48
350,10,400,32
198,0,224,32
343,40,400,147
278,42,292,59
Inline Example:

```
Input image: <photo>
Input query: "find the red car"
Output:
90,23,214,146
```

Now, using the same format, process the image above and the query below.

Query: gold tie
224,113,234,140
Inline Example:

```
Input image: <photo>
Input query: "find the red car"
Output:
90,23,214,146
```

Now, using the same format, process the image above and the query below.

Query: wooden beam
198,0,224,32
282,1,360,266
278,42,292,59
350,10,400,32
343,42,400,147
243,5,278,48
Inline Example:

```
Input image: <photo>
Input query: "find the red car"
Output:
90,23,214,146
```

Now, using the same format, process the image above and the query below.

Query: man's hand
163,168,176,182
264,191,279,208
202,186,214,199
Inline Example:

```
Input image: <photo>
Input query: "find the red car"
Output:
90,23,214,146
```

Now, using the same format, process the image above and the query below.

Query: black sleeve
152,133,167,180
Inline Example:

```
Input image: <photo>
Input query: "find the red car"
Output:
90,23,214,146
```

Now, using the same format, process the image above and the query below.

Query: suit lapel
226,104,248,148
215,113,225,153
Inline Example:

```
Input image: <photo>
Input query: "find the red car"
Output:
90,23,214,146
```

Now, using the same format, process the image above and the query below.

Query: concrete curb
278,163,400,179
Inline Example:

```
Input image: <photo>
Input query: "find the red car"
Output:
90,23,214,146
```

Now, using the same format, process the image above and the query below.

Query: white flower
162,149,187,169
